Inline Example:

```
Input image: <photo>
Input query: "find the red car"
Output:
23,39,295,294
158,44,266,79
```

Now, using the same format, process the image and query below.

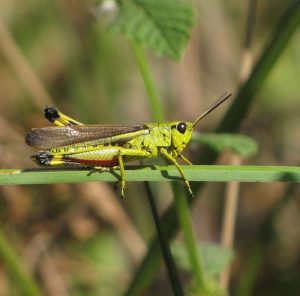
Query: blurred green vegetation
0,0,299,295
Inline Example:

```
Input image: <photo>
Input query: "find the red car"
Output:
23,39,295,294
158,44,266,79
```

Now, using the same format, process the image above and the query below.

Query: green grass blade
124,206,179,296
172,182,206,291
130,41,164,121
0,230,43,296
218,1,300,133
0,166,299,185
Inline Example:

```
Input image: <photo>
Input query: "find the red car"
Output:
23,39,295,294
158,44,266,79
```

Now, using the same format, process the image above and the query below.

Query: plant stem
143,182,184,296
0,165,299,185
131,40,184,295
172,182,206,291
220,154,242,289
130,41,164,122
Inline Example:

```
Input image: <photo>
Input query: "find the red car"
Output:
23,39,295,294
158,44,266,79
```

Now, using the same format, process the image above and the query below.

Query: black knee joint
44,106,59,123
31,152,53,166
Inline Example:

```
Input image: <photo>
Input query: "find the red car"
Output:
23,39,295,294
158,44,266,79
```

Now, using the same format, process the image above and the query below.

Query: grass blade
218,0,300,133
0,166,299,185
0,230,43,296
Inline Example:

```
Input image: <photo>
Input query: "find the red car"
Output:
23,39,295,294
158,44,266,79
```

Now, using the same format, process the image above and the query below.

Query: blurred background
0,0,299,295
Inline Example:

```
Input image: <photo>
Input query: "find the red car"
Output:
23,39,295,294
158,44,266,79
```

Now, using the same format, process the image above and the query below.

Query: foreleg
160,148,194,197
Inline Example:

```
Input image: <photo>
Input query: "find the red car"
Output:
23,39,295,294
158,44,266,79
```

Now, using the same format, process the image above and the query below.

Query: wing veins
26,124,147,149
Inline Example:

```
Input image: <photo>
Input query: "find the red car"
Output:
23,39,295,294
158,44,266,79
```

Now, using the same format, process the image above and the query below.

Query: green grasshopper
25,93,231,198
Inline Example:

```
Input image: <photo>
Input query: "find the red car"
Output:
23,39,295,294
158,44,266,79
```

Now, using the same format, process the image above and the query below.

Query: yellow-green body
25,93,230,198
48,122,192,160
26,107,194,198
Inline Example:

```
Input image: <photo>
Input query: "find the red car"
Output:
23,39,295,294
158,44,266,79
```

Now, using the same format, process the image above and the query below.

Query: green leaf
193,133,258,158
172,241,232,296
172,241,234,280
111,0,194,60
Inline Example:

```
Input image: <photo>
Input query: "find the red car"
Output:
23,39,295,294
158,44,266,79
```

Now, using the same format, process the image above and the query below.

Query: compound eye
176,122,186,134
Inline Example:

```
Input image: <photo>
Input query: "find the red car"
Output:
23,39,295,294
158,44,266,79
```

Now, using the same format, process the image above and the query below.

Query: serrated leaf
111,0,194,59
172,241,234,280
193,133,258,158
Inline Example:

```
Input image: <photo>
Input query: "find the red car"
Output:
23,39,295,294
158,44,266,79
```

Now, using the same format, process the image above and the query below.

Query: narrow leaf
0,165,299,185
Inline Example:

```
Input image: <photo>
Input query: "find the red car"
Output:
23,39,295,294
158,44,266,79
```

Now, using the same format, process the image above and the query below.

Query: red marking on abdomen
64,157,118,167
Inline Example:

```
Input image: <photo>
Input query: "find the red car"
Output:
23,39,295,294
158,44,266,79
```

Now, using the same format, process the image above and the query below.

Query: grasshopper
25,93,231,198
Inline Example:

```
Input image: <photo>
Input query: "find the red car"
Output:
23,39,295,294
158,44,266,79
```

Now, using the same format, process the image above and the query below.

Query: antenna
192,93,232,127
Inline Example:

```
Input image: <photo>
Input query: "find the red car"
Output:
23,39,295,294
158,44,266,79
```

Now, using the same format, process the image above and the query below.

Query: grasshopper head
170,121,193,154
170,93,232,156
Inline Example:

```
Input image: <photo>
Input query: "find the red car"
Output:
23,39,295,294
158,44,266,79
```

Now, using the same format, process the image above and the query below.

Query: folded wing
25,124,146,149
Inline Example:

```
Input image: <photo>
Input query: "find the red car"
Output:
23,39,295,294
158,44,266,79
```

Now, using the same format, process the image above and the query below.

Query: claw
188,188,195,198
